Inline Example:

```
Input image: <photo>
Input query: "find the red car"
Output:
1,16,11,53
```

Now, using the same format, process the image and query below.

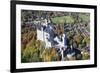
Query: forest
21,10,90,63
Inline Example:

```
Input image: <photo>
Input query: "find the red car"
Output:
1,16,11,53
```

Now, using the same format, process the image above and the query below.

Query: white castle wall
37,28,51,48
